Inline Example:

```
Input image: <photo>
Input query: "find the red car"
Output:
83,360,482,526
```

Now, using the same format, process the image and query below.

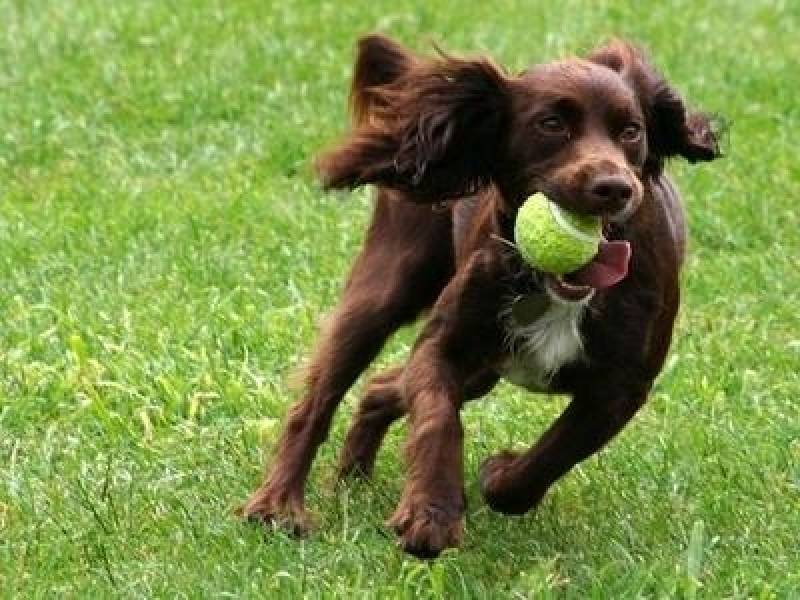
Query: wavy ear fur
349,34,416,126
316,35,512,202
588,41,722,175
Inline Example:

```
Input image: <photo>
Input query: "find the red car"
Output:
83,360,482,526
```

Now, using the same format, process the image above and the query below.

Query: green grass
1,0,798,597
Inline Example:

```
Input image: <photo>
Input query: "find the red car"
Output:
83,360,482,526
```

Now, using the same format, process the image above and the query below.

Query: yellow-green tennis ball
514,193,602,274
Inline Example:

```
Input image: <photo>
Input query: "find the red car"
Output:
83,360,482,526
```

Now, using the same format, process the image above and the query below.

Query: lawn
1,0,798,597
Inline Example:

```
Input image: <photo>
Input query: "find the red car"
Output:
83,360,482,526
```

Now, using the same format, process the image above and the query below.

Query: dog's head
317,35,721,299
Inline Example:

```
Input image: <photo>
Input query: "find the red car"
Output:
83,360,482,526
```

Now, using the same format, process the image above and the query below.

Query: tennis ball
514,193,602,274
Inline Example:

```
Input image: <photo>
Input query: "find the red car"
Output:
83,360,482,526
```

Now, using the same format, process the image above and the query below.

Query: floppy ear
588,41,722,175
316,37,513,201
348,34,416,126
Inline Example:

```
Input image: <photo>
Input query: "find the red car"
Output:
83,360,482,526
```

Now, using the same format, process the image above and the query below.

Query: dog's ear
316,38,513,201
349,34,416,126
588,41,722,174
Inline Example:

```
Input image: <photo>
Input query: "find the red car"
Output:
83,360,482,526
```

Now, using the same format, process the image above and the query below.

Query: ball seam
547,200,600,244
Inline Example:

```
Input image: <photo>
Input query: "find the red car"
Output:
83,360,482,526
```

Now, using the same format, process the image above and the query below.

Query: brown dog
243,35,720,558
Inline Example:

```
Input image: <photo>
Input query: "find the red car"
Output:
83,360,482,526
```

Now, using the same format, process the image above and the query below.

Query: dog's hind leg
337,366,407,479
242,195,453,532
338,366,499,480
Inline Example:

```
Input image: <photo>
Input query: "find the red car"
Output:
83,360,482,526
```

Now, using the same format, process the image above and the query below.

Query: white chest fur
498,293,588,392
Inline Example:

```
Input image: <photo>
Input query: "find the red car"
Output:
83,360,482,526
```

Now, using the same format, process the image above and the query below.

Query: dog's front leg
387,249,507,558
387,358,465,559
479,379,649,515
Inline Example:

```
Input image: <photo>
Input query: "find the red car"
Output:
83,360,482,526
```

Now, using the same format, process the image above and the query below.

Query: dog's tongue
569,240,631,289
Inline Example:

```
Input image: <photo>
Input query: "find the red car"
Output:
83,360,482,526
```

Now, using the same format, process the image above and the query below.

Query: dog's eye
538,115,568,136
620,123,642,143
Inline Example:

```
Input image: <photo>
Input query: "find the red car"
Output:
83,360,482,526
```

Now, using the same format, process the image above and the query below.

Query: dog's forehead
519,59,638,107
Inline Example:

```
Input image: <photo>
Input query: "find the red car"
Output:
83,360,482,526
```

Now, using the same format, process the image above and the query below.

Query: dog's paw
387,496,463,559
479,451,543,515
239,485,312,537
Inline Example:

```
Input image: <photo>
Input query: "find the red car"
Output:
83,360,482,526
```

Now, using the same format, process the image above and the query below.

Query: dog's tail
349,34,415,126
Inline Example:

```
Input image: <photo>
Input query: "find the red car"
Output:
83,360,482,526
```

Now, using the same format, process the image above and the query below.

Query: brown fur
242,34,721,558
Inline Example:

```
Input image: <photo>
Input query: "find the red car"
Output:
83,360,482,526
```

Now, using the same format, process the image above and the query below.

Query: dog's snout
587,175,633,211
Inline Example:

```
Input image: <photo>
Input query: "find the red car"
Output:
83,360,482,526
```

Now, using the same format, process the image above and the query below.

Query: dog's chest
498,294,587,392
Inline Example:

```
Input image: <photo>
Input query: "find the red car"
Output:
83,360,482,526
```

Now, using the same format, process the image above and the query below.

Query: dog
243,34,721,558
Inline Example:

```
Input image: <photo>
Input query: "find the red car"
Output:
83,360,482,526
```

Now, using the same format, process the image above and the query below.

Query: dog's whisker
490,233,518,252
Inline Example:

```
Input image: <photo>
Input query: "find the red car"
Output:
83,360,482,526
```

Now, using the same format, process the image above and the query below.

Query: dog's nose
587,175,633,212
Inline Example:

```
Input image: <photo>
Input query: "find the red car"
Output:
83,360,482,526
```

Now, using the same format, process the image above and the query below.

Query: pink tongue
569,240,631,289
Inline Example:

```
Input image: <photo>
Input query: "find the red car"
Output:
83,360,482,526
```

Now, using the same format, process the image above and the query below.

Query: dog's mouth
543,235,632,303
512,188,635,303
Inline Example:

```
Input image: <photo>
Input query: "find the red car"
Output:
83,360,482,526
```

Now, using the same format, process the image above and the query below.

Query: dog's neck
498,291,588,392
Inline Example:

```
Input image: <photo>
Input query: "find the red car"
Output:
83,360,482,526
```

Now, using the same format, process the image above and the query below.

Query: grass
1,0,798,597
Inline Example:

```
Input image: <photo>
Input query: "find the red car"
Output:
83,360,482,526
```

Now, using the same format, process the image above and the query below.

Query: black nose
587,175,633,211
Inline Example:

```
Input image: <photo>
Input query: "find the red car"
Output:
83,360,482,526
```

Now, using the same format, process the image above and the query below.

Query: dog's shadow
248,395,659,589
308,431,623,565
